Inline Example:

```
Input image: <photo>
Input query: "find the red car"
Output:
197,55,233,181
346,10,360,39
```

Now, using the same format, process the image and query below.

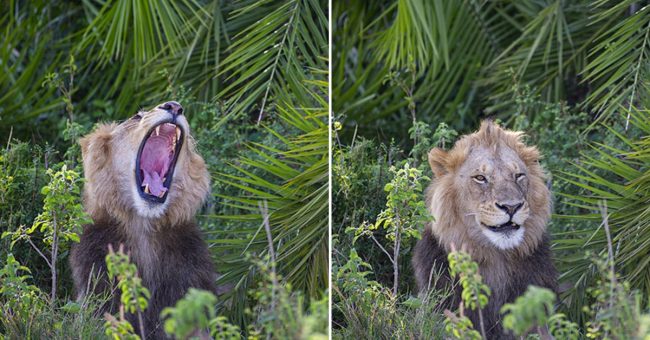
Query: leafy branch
347,163,431,295
105,244,151,340
447,248,491,339
2,165,90,301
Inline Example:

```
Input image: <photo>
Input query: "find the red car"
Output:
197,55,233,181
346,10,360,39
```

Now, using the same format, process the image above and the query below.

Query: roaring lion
412,121,557,339
70,101,216,338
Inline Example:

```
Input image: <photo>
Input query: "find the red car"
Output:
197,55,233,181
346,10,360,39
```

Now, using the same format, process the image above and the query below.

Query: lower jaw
482,223,521,233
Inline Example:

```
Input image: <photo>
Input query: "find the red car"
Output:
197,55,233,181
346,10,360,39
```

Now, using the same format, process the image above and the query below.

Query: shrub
346,163,431,295
2,164,90,301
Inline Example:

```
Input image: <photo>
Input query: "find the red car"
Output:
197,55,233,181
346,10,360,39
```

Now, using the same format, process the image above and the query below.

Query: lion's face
456,144,531,249
80,101,210,226
427,121,550,255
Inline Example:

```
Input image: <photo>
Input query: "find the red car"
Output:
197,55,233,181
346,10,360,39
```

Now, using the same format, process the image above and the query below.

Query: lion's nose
159,101,183,117
496,202,523,217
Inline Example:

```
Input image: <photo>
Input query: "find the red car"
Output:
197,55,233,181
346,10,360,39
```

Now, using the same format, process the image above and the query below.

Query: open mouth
482,221,521,233
135,121,184,203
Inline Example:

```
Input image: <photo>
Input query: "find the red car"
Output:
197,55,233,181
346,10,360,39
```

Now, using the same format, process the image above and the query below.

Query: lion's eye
131,113,142,121
515,173,526,180
473,175,487,183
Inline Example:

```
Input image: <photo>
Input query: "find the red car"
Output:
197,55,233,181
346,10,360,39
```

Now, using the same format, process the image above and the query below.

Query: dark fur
413,227,557,339
70,217,216,339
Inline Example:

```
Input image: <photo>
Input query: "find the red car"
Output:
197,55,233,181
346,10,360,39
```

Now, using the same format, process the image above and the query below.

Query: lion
412,121,557,339
69,101,216,339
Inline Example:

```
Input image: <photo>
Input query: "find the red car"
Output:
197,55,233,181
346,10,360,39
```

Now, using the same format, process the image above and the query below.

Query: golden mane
425,121,551,264
80,113,210,230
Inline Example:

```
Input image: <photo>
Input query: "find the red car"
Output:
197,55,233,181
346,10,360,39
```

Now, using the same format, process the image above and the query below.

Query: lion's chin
480,226,526,250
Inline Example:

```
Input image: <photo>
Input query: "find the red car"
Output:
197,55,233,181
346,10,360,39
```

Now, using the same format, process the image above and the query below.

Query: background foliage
333,0,650,337
1,0,328,337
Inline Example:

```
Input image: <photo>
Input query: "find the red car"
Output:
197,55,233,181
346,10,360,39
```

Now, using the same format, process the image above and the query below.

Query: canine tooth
155,126,160,136
144,184,150,194
158,191,165,198
175,127,181,141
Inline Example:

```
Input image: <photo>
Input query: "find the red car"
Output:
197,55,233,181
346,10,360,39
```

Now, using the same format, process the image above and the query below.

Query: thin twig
599,201,616,281
27,237,52,269
392,218,401,296
6,126,12,152
476,291,487,339
259,200,276,266
369,235,394,265
599,199,617,332
50,212,58,302
259,199,277,340
135,281,147,340
427,260,436,292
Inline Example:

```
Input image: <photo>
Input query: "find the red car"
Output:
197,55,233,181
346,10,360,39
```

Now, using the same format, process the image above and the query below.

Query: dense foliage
333,0,650,338
1,0,328,337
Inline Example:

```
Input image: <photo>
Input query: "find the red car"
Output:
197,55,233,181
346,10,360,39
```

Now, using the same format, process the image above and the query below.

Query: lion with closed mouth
69,101,216,338
412,121,557,339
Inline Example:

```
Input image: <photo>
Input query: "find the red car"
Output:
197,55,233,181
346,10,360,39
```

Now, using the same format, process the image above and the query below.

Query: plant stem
600,200,618,338
259,200,277,340
392,220,401,296
27,238,52,269
50,212,58,302
476,293,486,339
369,235,394,265
136,288,147,340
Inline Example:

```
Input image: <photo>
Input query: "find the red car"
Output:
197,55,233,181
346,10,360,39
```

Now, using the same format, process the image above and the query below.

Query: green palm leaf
582,1,650,124
209,72,328,325
558,107,650,313
75,0,205,111
218,0,327,122
0,4,66,124
333,1,495,139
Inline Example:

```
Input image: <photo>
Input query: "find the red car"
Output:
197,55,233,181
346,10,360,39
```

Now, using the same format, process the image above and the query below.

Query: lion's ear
428,148,449,178
80,124,113,170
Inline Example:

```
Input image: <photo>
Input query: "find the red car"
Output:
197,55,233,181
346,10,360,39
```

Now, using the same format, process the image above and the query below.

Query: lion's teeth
144,184,150,194
155,126,160,136
158,191,165,198
175,127,181,141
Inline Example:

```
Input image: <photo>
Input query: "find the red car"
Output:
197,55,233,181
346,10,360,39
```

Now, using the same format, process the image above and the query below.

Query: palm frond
582,3,650,124
557,107,650,311
483,1,597,116
75,0,204,111
218,0,327,121
0,3,67,124
136,0,232,105
372,0,449,72
333,1,494,139
209,70,328,325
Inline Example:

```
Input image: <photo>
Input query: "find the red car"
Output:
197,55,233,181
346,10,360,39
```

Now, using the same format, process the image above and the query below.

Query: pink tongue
140,135,171,196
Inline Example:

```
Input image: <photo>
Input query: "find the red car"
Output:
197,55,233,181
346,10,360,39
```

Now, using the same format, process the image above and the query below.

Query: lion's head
426,121,550,259
80,101,210,227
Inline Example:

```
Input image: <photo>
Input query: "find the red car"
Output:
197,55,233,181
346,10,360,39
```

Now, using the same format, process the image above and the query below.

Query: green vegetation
104,245,151,339
1,0,327,338
446,250,491,338
346,163,431,295
333,0,650,338
2,165,91,301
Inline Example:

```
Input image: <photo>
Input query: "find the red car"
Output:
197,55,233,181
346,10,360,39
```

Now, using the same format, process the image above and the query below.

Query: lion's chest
476,258,518,308
126,233,158,279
